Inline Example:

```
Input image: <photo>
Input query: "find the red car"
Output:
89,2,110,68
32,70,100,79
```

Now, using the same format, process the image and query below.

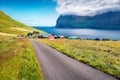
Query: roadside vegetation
39,39,120,79
0,36,44,80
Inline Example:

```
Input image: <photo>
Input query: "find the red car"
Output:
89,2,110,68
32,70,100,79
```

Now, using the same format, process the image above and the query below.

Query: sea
33,27,120,40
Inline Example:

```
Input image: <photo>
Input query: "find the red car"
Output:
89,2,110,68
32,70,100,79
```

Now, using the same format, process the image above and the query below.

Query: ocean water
33,27,120,40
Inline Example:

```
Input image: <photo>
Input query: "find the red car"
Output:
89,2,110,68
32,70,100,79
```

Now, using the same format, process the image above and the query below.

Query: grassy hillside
0,11,44,80
39,39,120,79
0,11,46,36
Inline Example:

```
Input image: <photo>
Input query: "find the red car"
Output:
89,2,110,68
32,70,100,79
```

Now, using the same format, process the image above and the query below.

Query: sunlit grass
0,11,46,36
0,36,44,80
39,39,120,79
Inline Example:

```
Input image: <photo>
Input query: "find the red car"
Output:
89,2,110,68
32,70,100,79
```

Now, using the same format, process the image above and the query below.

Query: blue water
34,27,120,40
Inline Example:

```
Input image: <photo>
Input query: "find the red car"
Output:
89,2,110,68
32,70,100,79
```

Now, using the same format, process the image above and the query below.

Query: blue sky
0,0,59,26
0,0,119,26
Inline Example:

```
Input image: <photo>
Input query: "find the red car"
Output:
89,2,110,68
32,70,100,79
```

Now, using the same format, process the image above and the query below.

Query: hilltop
0,11,45,36
56,11,120,30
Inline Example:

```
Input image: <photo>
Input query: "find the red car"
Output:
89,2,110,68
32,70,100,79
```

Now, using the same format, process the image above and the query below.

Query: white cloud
55,0,120,16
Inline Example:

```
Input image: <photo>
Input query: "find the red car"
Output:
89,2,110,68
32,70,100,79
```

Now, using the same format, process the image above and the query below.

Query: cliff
56,11,120,30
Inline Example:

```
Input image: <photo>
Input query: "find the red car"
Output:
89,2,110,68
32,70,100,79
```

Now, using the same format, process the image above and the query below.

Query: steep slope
0,11,45,36
56,11,120,30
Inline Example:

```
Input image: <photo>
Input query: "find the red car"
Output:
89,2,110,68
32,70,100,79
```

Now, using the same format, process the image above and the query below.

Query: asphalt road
31,40,118,80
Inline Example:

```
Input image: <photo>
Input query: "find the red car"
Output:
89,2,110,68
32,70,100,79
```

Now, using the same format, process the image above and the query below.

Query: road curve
31,40,118,80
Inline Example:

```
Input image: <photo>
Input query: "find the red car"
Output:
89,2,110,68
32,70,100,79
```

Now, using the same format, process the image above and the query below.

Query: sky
0,0,120,26
0,0,59,26
56,0,120,16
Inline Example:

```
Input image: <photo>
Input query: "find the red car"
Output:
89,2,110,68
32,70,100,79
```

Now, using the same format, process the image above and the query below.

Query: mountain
0,11,45,36
56,11,120,30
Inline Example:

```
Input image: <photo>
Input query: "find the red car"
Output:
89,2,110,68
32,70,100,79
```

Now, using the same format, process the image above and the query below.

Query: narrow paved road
31,40,118,80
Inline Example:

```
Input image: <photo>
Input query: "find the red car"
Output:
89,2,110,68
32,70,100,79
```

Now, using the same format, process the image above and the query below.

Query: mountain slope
56,11,120,30
0,11,45,36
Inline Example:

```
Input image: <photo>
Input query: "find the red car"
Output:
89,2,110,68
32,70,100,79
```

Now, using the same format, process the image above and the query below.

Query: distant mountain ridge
56,11,120,30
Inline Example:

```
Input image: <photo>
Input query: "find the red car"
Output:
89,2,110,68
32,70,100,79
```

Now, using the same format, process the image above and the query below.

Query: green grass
0,18,46,36
0,11,46,36
0,36,44,80
39,39,120,79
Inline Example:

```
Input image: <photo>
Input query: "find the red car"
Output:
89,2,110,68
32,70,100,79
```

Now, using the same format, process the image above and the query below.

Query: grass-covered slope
0,11,45,36
0,11,44,80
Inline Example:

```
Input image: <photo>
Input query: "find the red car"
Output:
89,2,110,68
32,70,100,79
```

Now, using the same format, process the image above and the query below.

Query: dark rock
56,11,120,30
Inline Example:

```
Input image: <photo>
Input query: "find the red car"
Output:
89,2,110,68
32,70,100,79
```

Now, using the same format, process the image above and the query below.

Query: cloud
55,0,120,16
